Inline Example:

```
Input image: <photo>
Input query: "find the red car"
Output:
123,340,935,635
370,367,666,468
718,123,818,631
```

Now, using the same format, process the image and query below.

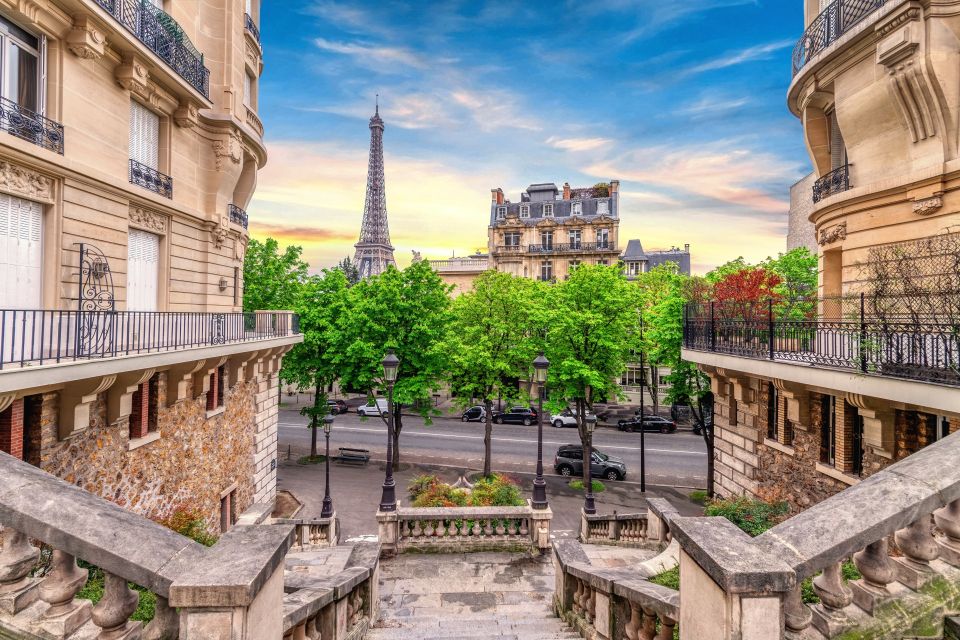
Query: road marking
278,424,706,456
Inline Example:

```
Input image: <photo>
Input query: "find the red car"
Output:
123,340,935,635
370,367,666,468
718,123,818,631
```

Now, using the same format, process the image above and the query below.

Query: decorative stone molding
164,360,206,407
244,40,262,75
66,15,105,61
818,222,847,246
6,0,41,22
876,7,922,38
115,54,151,101
212,132,243,171
845,393,895,458
129,206,168,234
174,102,199,129
106,369,155,425
912,195,943,215
0,392,16,414
59,376,117,439
0,160,54,204
209,223,228,249
876,16,940,143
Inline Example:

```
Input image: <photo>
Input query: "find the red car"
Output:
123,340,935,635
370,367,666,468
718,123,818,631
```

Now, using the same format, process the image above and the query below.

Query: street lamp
583,413,598,515
320,414,334,519
379,348,400,512
531,352,549,509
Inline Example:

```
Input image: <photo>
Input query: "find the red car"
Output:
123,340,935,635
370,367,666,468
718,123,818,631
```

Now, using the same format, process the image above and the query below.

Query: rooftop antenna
375,93,379,116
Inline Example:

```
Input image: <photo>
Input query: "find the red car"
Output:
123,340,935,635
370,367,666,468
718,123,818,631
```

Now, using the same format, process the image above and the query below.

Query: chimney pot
563,182,571,200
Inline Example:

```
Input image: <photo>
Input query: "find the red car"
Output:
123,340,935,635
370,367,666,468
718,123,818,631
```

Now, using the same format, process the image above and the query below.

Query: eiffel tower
353,99,397,279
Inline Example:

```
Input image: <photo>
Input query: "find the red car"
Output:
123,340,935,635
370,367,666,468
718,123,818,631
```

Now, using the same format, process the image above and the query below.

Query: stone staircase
367,552,578,640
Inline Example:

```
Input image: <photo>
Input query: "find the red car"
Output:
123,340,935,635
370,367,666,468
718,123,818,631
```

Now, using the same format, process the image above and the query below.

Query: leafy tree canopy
242,238,309,312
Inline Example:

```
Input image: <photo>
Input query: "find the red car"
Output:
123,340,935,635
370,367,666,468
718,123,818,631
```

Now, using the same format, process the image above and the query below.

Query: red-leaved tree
712,267,783,321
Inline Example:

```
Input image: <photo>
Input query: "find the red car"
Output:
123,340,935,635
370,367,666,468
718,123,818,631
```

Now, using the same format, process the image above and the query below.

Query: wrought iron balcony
683,295,960,387
812,164,851,203
129,159,173,199
93,0,210,98
526,242,617,254
494,244,524,253
245,13,261,45
792,0,886,75
0,309,300,370
0,97,64,154
229,204,248,229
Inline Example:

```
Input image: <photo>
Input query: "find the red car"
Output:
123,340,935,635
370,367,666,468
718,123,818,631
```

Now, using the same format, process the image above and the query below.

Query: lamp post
531,352,549,509
379,348,400,512
320,414,334,518
583,413,597,515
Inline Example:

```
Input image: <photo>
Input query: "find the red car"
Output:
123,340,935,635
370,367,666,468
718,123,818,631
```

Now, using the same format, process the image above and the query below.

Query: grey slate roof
621,239,647,260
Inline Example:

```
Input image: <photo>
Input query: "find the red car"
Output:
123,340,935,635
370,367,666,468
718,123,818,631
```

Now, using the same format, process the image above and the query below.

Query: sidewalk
276,457,703,539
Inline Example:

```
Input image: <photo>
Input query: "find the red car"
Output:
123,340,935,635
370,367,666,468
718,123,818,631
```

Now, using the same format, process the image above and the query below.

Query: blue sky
250,0,809,274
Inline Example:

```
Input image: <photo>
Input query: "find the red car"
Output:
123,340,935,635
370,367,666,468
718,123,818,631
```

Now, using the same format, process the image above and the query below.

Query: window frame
0,14,44,114
496,206,507,219
543,203,554,217
571,201,582,216
519,204,530,218
540,260,552,281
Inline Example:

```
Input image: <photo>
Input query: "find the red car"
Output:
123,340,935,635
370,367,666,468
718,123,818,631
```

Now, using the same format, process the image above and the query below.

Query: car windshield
594,451,609,461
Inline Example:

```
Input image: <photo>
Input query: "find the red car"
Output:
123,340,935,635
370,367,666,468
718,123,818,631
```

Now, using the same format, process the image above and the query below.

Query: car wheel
382,411,390,418
605,470,620,481
558,465,573,477
661,426,670,434
523,418,532,426
627,425,635,433
553,419,563,428
494,416,502,424
461,415,468,422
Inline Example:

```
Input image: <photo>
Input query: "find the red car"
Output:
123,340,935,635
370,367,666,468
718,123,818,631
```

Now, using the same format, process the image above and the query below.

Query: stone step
945,616,960,640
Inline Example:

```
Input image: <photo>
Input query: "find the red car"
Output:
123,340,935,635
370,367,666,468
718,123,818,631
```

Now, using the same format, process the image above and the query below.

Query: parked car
549,408,596,428
617,414,677,433
327,399,349,415
461,405,496,422
493,406,538,426
553,445,626,481
358,398,389,417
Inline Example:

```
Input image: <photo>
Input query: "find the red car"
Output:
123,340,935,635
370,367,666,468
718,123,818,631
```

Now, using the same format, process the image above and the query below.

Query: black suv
493,406,538,426
553,445,626,481
617,414,676,433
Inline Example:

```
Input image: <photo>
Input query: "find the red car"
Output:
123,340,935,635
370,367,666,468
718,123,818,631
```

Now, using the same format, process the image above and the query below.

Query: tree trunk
392,404,402,467
690,401,715,498
483,398,493,477
577,397,591,493
310,383,322,458
650,363,660,415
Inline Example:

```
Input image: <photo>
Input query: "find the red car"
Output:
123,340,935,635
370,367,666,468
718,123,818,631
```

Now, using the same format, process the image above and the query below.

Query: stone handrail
274,515,340,550
282,542,380,639
553,539,680,640
377,501,552,553
0,451,293,639
580,498,679,547
669,430,960,638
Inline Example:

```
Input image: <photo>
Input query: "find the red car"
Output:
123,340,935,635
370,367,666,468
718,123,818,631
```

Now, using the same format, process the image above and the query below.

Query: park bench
337,447,371,466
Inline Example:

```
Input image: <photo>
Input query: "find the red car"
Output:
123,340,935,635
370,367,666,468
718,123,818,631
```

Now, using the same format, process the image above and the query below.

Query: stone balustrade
377,502,553,553
275,515,340,550
580,499,679,548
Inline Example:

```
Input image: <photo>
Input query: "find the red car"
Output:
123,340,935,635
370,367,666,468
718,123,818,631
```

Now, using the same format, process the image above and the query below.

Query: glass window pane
10,44,37,111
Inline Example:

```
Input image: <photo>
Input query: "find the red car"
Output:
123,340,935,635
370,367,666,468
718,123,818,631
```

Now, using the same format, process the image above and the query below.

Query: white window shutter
0,194,42,309
829,110,845,170
130,101,159,170
244,73,252,107
127,229,159,311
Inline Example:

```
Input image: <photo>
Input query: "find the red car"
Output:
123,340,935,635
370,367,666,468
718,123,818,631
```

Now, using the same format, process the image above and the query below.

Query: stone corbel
773,379,810,429
0,392,17,413
116,54,152,102
106,369,156,426
731,377,756,405
174,101,200,129
58,376,117,440
912,193,943,215
66,14,105,61
193,357,228,400
846,393,895,458
228,351,259,387
5,0,41,21
165,360,206,407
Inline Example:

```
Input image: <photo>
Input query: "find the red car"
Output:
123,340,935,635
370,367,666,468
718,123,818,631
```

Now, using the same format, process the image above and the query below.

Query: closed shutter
129,101,159,170
0,194,42,309
829,110,845,170
819,0,831,10
244,73,252,107
127,229,159,311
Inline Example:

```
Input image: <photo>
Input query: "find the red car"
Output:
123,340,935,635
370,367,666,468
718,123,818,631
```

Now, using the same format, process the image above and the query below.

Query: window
569,259,581,272
503,232,520,247
244,71,257,109
540,230,553,249
130,100,160,170
852,412,864,476
828,109,846,170
127,229,159,311
220,488,236,533
519,205,530,218
935,415,951,441
543,204,554,217
625,261,643,276
597,228,609,249
568,229,582,249
129,374,159,440
598,259,608,266
597,200,609,215
496,206,506,219
206,365,226,411
0,15,43,114
572,201,582,216
0,193,42,309
540,260,552,281
234,266,240,305
620,366,646,388
819,395,836,466
766,382,778,441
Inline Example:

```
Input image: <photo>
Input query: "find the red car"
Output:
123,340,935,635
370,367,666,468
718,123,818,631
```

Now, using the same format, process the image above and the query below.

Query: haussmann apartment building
0,0,301,534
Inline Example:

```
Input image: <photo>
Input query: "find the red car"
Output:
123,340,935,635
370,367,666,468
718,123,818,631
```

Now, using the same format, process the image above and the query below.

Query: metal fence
812,164,851,203
0,97,64,154
129,160,173,199
684,296,960,387
0,310,299,370
228,204,248,229
792,0,886,75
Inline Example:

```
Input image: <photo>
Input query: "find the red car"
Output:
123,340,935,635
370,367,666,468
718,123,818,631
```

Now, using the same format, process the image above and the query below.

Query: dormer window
572,201,582,216
543,204,554,217
519,205,530,218
497,206,506,219
597,200,609,215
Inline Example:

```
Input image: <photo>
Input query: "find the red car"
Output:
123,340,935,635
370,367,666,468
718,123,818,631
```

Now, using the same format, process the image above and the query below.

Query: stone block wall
253,370,280,504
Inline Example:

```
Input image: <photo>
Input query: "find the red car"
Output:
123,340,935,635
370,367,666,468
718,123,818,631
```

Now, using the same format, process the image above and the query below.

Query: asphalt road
277,408,708,489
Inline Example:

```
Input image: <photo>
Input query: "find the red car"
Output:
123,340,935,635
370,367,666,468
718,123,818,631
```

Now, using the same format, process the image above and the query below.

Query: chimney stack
563,182,571,200
684,243,690,253
609,180,620,195
491,188,504,205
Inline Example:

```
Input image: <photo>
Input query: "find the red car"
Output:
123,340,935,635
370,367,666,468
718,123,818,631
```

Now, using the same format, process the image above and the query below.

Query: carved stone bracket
912,195,943,215
0,160,54,204
115,54,151,102
877,13,940,143
66,14,105,61
106,369,156,426
212,132,243,171
819,222,847,246
165,360,206,407
129,205,168,234
58,376,117,440
774,379,811,428
0,392,16,414
174,102,200,129
846,393,895,458
209,223,228,249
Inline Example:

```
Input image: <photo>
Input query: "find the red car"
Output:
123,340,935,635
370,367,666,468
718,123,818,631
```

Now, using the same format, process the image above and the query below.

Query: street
277,408,708,488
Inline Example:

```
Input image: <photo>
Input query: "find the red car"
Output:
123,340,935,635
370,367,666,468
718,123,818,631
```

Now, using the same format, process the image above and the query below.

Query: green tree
764,247,818,319
538,265,641,492
443,271,537,476
280,270,350,457
332,260,452,465
242,238,309,312
335,256,361,286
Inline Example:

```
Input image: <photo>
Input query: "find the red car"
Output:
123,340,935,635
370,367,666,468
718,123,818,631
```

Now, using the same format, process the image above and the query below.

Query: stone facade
787,172,817,253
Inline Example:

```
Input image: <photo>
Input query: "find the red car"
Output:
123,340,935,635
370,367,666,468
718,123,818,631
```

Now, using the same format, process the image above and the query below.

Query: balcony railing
0,97,64,154
683,295,960,387
93,0,210,98
0,310,300,370
129,159,173,198
228,203,248,229
812,163,851,203
792,0,886,75
244,13,261,45
494,243,617,254
245,105,264,137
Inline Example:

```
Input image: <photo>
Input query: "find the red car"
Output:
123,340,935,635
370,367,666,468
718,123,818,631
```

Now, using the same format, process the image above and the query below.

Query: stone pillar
529,506,553,551
376,510,399,554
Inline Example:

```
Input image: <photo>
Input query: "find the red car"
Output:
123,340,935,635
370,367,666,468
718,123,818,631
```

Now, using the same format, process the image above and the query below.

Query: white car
550,409,595,428
358,398,389,417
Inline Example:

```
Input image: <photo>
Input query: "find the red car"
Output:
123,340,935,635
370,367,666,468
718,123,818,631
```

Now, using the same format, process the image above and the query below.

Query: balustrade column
811,562,853,636
638,607,657,640
0,529,39,614
143,596,179,640
656,615,676,640
935,498,960,565
37,550,91,638
91,571,140,638
893,515,940,589
783,583,811,631
624,601,642,640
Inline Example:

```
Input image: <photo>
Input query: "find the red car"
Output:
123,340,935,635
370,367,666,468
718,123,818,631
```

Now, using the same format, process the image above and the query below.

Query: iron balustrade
494,245,523,253
812,164,851,203
129,159,173,199
244,13,261,45
228,204,248,229
526,243,618,254
93,0,210,98
683,296,960,387
0,310,300,370
0,97,64,154
792,0,887,75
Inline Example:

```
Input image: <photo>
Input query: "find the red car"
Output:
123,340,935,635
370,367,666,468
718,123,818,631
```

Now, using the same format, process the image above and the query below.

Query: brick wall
0,399,24,460
129,382,150,439
712,389,762,498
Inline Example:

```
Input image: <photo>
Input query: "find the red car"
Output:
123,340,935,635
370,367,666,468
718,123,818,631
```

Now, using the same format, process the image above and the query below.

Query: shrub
469,474,524,507
689,490,708,505
297,455,326,465
408,474,441,500
569,479,605,493
76,561,157,622
155,507,218,547
703,496,788,537
649,566,679,590
412,484,468,508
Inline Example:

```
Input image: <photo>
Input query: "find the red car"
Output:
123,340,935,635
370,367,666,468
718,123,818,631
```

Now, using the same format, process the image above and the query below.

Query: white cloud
451,90,542,132
313,37,456,70
677,95,750,117
546,136,613,152
685,40,793,75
